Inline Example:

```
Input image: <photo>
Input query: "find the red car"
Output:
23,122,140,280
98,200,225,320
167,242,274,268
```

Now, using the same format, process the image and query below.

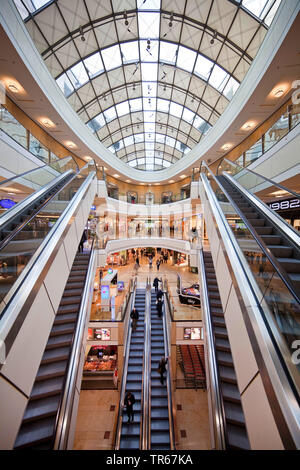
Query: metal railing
114,277,138,449
54,240,96,449
142,277,151,450
200,170,300,448
198,248,226,450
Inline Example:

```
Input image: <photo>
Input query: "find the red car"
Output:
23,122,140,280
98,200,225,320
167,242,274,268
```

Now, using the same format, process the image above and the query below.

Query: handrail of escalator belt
162,290,175,449
222,169,300,250
198,248,226,449
0,170,75,251
142,278,151,449
223,158,300,200
0,154,78,189
114,276,138,449
215,174,300,306
54,238,96,449
200,170,300,444
0,168,96,363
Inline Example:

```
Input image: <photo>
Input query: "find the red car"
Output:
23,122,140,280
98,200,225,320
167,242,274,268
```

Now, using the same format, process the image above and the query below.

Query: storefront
267,197,300,231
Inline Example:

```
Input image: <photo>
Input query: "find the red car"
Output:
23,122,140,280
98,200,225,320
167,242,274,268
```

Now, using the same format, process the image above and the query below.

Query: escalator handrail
142,278,151,450
162,290,176,450
54,239,96,449
223,157,300,200
216,174,300,306
200,171,300,445
114,276,138,450
222,170,300,250
198,248,227,449
0,169,96,362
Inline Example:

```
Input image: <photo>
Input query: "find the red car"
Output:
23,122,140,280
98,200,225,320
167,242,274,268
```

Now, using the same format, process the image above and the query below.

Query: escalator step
151,420,170,431
23,395,60,423
41,347,70,364
221,382,241,403
14,417,55,449
46,334,72,349
31,376,64,401
227,423,250,450
36,360,67,381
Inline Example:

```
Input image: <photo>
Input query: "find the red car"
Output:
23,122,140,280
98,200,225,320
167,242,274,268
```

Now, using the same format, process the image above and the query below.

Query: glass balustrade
0,165,93,313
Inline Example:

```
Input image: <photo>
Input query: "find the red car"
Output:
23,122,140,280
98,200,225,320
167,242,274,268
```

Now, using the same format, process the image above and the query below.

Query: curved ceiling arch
13,0,282,172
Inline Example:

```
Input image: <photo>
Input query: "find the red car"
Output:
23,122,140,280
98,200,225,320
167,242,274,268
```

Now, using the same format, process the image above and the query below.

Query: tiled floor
73,390,119,450
175,389,211,450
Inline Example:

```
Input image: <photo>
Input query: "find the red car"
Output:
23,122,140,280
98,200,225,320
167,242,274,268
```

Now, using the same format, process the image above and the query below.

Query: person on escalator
124,391,136,423
153,277,160,292
157,356,169,385
130,308,139,332
156,288,163,301
156,298,163,318
79,231,87,253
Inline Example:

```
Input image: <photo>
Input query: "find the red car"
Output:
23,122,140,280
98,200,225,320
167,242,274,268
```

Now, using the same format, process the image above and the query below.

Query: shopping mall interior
0,0,300,452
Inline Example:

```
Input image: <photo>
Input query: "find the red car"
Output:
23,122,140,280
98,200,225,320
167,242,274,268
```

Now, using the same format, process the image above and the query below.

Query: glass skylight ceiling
14,0,281,171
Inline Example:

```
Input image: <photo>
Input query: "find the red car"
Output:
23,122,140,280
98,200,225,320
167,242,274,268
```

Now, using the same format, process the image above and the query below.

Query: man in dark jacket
156,298,163,318
158,357,169,385
130,308,139,332
124,391,136,423
153,277,160,292
156,288,163,301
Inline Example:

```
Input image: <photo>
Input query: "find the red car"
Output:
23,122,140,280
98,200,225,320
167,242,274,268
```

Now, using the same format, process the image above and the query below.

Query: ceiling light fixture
221,143,232,151
65,141,77,149
241,121,255,131
210,30,217,45
274,88,284,98
7,83,19,93
40,117,55,128
113,174,120,178
79,25,85,42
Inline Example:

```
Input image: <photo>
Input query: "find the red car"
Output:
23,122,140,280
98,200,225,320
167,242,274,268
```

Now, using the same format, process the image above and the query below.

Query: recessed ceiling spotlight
113,174,120,178
7,83,19,93
65,141,77,149
40,117,55,128
274,88,284,98
269,83,289,99
241,121,255,131
126,179,131,183
84,156,92,161
221,143,232,151
180,175,186,179
169,180,175,183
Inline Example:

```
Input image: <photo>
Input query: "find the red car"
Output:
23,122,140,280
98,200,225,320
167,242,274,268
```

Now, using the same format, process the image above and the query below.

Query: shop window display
84,345,117,373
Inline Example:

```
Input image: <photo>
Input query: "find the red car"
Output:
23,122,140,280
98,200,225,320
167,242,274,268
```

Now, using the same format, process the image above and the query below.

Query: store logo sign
268,198,300,212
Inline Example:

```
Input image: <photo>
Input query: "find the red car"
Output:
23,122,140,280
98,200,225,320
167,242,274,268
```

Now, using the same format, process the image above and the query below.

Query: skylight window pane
137,158,145,165
169,102,183,118
182,108,195,123
116,101,130,117
13,0,29,19
102,45,122,71
140,40,159,62
141,63,158,81
156,134,165,144
177,46,197,73
159,41,178,65
87,113,106,132
135,134,144,143
137,0,160,11
124,136,134,146
144,112,156,123
166,137,175,147
146,151,154,158
194,55,213,81
108,145,116,153
155,158,163,165
67,62,88,89
162,160,171,167
264,0,281,26
242,0,271,19
121,41,139,63
128,160,137,167
130,98,143,112
138,12,160,39
145,132,154,141
223,77,239,99
143,98,156,111
143,82,157,97
104,106,117,123
84,52,104,78
56,73,74,97
157,99,169,113
209,65,229,91
146,142,155,150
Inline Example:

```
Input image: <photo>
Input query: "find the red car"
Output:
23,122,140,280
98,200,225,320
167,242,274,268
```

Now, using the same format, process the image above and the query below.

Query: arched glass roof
14,0,282,171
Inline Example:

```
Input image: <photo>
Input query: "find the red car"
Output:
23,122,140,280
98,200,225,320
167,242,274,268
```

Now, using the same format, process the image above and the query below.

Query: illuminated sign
101,285,110,300
184,327,202,340
108,268,113,275
117,281,124,291
268,198,300,212
0,199,16,209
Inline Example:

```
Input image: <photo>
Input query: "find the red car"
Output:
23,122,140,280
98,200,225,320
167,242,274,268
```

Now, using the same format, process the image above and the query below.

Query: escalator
149,289,170,450
0,156,78,249
0,163,92,309
14,248,92,449
201,251,250,450
216,174,300,296
119,288,145,449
